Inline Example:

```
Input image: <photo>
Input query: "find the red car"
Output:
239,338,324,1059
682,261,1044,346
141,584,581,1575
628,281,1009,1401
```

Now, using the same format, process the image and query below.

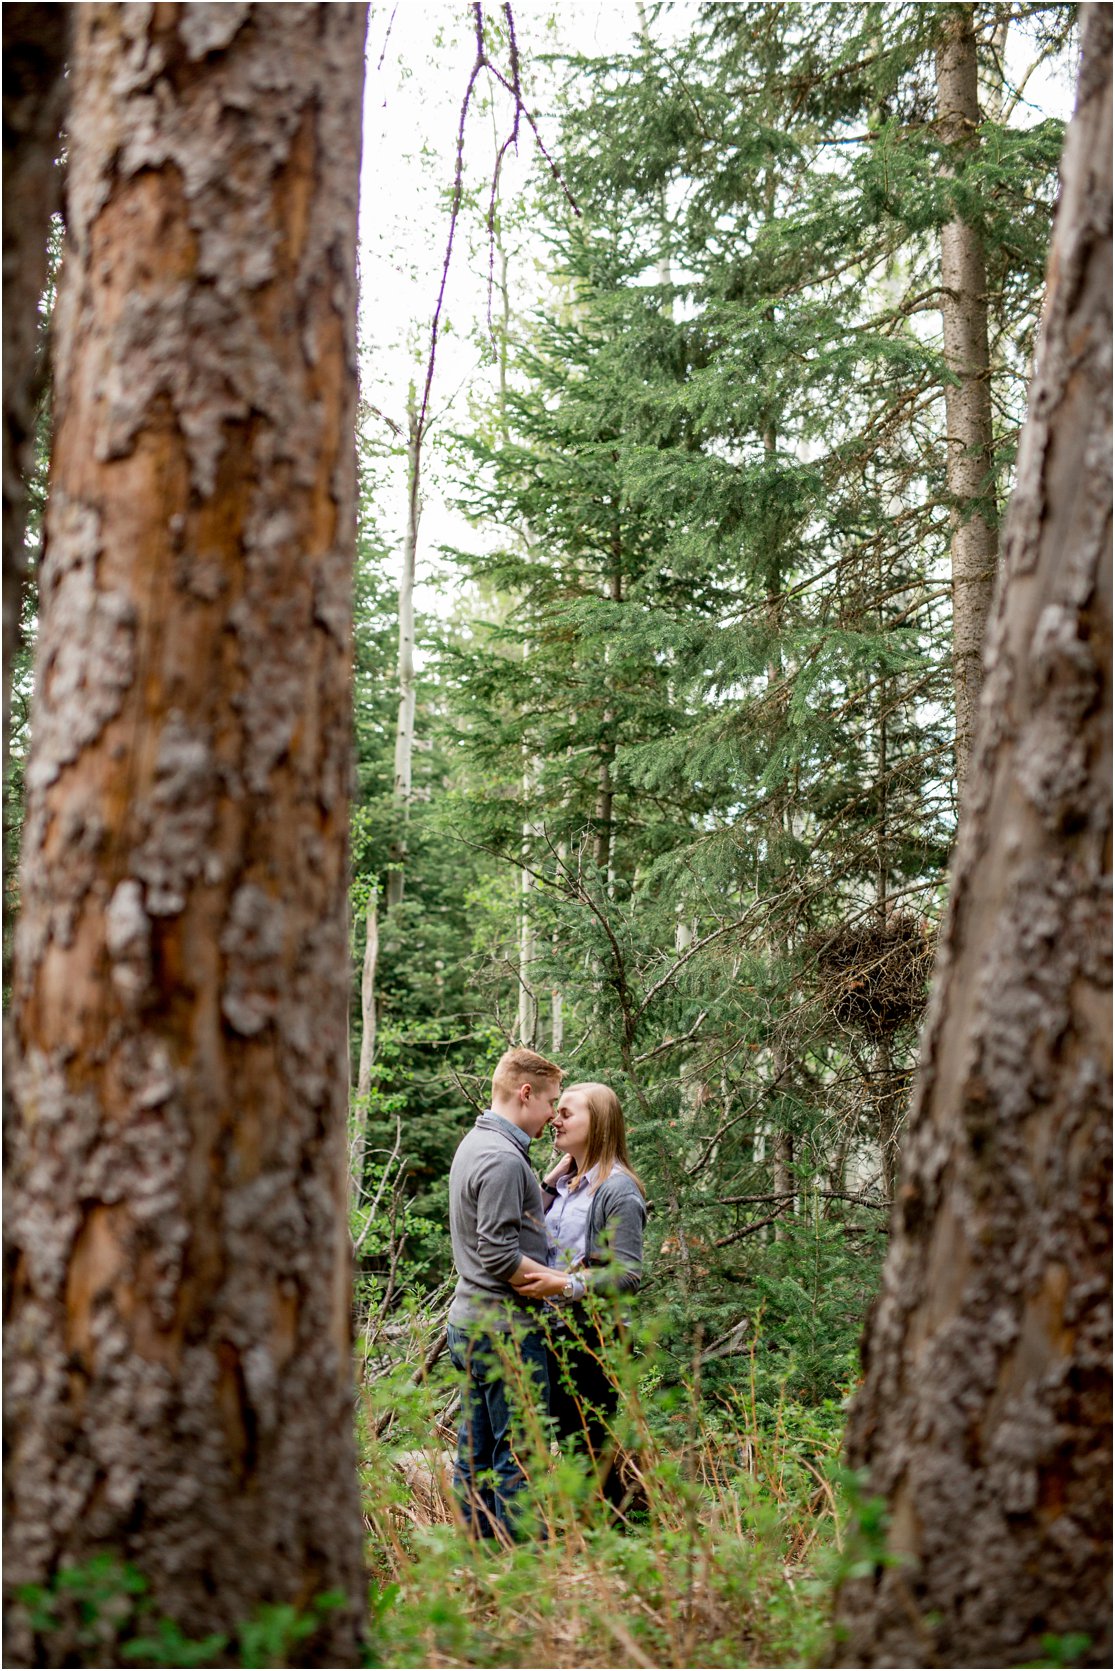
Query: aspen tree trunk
982,10,1010,123
763,394,795,1239
386,392,419,910
551,838,567,1053
4,6,368,1663
872,541,904,1200
492,230,543,1046
937,2,998,795
516,919,538,1042
352,886,379,1194
772,1123,794,1240
517,761,540,1047
872,1036,902,1203
835,13,1112,1662
2,2,71,773
517,735,540,1049
357,888,379,1101
594,556,622,877
675,914,702,1125
516,903,538,1044
551,988,564,1052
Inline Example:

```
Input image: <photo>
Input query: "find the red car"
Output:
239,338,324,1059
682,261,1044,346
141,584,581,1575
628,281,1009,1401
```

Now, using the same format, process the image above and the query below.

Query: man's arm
472,1157,529,1282
472,1155,570,1297
508,1253,568,1297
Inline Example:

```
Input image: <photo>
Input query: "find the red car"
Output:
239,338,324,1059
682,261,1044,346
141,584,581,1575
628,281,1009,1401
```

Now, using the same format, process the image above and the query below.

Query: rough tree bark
4,5,369,1663
937,2,999,795
835,10,1112,1665
2,2,71,773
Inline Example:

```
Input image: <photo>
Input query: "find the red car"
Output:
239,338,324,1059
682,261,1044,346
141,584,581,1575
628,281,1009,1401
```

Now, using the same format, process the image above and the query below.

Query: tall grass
357,1304,859,1669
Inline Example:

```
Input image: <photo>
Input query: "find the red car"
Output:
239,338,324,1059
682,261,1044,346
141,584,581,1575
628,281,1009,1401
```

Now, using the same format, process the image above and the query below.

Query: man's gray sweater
448,1113,548,1328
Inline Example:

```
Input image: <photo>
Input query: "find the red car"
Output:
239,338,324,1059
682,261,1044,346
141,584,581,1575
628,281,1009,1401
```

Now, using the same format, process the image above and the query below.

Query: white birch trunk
386,393,419,910
517,780,538,1045
937,2,998,795
2,3,71,775
356,885,379,1098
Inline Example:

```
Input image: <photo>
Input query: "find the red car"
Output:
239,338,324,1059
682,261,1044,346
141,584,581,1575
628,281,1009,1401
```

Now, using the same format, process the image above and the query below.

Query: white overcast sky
356,1,1077,623
357,1,648,621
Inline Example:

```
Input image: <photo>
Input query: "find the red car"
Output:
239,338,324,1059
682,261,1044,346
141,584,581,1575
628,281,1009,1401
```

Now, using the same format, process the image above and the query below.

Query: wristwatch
561,1276,584,1300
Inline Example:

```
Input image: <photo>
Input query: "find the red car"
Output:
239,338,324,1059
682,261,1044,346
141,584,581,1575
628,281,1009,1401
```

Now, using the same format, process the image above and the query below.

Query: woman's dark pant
546,1318,629,1510
446,1322,550,1539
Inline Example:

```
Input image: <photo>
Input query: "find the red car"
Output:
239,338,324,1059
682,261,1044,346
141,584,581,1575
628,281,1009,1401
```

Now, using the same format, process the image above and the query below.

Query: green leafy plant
14,1557,349,1670
1023,1634,1095,1669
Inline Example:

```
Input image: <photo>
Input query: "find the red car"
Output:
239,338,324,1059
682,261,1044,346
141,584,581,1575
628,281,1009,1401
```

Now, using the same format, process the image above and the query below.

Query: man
446,1045,571,1538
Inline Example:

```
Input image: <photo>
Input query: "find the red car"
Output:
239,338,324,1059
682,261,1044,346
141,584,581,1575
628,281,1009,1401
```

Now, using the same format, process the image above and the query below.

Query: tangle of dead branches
808,912,936,1037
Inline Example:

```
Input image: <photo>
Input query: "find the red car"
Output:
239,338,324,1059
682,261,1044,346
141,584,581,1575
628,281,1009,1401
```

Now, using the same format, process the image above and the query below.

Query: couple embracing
447,1047,648,1539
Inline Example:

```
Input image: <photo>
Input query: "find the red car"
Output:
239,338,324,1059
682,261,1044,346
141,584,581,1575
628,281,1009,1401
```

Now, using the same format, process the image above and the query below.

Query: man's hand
509,1253,569,1298
513,1267,570,1298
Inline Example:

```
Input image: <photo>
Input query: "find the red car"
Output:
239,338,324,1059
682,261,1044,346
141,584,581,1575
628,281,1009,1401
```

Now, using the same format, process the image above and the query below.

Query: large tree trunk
937,2,999,795
3,5,369,1663
835,12,1112,1666
2,3,71,774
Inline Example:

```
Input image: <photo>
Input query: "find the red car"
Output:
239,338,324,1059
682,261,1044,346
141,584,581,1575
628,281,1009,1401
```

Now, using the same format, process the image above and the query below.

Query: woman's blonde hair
566,1082,646,1197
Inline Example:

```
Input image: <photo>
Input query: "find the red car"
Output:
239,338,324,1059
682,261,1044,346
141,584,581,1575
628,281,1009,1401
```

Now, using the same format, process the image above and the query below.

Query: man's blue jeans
446,1321,550,1539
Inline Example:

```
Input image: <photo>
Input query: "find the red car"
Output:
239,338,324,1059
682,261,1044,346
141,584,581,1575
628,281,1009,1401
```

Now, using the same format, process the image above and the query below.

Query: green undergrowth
358,1310,874,1669
10,1554,348,1669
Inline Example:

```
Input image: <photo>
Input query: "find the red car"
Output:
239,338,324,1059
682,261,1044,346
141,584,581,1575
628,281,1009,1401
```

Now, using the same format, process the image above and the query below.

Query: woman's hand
543,1153,575,1190
512,1267,570,1298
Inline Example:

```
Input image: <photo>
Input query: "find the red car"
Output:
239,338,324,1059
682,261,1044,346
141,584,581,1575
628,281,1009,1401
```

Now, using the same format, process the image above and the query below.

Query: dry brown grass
356,1324,846,1669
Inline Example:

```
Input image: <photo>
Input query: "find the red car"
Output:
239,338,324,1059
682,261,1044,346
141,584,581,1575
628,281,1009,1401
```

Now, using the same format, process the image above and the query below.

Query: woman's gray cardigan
543,1168,648,1296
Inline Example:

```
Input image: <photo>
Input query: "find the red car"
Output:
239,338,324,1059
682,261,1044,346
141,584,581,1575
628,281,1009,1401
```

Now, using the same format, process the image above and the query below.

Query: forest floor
356,1325,859,1669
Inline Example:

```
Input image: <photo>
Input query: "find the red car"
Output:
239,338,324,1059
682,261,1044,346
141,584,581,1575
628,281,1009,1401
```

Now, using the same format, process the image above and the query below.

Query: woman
515,1082,647,1508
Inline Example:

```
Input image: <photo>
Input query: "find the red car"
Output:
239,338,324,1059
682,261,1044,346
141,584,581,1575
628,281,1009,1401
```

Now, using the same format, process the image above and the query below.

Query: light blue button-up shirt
545,1168,597,1270
483,1109,531,1153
